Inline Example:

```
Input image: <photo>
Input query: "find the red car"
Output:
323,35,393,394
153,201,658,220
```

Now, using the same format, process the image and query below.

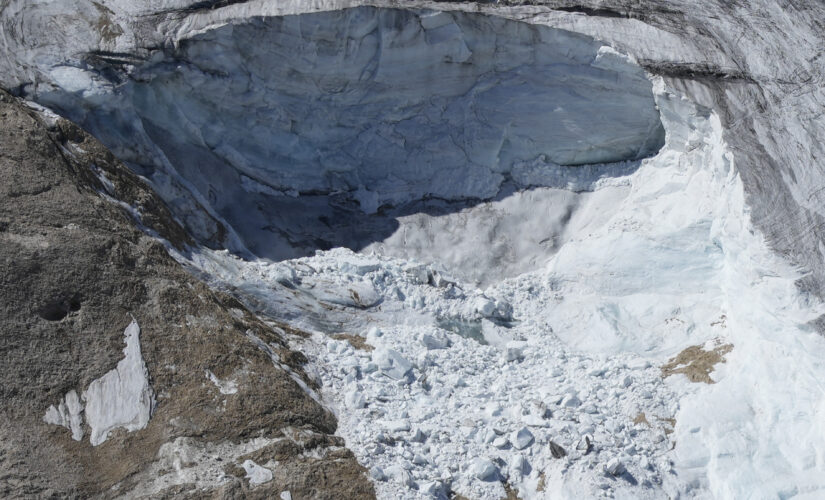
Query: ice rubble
44,319,154,446
173,75,825,499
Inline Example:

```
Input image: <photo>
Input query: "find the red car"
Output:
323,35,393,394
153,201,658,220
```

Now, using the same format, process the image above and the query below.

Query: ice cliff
9,6,665,262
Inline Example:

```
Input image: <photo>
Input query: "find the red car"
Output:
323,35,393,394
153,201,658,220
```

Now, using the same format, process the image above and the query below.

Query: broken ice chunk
410,429,427,443
512,427,535,450
492,436,510,449
421,331,450,350
605,457,626,476
345,389,367,409
511,454,530,476
337,255,380,276
418,480,444,497
241,459,273,485
561,394,582,408
505,341,527,362
373,348,413,380
386,419,411,432
469,458,499,481
385,464,415,487
370,466,387,481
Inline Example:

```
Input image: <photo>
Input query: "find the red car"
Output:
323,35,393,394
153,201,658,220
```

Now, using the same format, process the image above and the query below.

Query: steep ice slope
77,9,662,196
17,7,664,264
5,0,825,301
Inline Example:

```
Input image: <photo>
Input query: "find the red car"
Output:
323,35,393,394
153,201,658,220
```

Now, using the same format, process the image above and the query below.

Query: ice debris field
174,77,825,499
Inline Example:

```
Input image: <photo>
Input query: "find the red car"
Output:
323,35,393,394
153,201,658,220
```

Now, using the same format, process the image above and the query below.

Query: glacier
5,0,825,498
26,7,664,263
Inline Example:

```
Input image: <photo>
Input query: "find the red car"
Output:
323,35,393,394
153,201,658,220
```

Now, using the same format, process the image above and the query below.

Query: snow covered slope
5,1,825,499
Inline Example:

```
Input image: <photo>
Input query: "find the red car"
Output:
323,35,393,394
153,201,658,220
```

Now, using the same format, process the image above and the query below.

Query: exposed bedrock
0,89,375,498
26,7,664,262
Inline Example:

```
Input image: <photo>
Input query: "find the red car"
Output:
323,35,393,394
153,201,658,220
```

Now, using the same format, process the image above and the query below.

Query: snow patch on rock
205,369,238,395
84,319,154,446
241,459,273,485
43,389,84,441
44,319,154,446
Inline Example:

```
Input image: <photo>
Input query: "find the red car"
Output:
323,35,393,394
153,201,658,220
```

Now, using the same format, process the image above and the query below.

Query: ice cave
37,7,665,282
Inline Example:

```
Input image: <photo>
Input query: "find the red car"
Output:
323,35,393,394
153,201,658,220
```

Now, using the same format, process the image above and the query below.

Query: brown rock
0,90,374,499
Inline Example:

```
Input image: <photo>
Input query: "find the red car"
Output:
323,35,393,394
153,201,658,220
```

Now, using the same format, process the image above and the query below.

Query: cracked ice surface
33,7,664,256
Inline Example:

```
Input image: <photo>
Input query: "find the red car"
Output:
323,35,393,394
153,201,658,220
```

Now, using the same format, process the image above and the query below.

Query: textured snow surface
172,79,825,498
44,319,154,446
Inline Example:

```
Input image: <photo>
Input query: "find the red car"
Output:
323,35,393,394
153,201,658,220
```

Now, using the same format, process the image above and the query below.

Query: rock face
0,90,373,498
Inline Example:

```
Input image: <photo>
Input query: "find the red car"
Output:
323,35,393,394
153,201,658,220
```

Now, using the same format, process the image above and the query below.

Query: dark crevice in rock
553,5,630,18
641,60,756,83
7,184,52,198
37,294,82,321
